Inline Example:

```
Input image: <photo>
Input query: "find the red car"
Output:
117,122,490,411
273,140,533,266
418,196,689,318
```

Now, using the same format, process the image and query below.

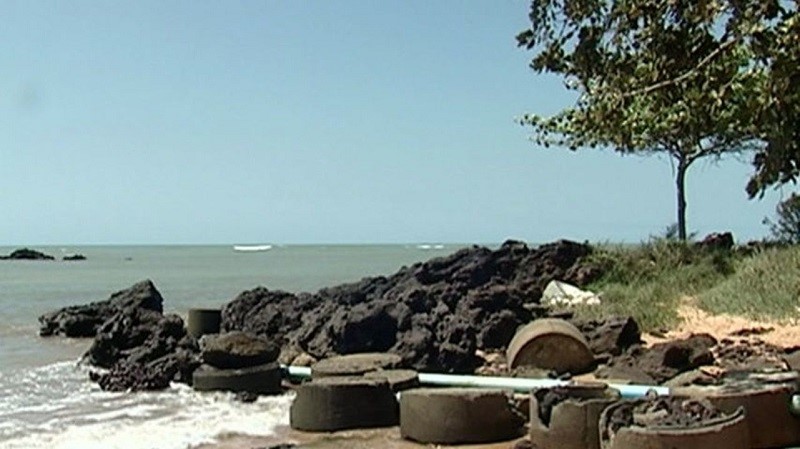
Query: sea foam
0,360,292,449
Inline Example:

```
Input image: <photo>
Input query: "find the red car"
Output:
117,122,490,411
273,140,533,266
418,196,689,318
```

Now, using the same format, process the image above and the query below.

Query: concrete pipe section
364,369,419,392
530,383,621,449
399,388,525,444
290,376,399,431
675,370,800,449
310,353,402,377
192,361,282,395
599,397,749,449
506,318,595,374
187,308,221,338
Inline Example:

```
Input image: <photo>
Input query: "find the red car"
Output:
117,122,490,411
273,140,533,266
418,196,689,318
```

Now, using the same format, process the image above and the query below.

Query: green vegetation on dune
575,239,800,331
700,246,800,321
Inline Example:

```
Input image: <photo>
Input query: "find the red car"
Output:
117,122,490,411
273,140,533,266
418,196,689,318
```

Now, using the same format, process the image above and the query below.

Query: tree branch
621,37,742,98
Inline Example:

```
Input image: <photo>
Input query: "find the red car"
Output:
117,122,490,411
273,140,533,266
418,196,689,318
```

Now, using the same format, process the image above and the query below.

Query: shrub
764,193,800,244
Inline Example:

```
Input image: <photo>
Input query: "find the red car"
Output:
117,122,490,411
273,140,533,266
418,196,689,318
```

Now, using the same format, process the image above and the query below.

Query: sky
0,1,790,245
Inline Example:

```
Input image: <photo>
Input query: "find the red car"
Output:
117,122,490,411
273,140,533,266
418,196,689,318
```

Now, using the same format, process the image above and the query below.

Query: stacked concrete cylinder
290,376,399,431
186,308,221,338
675,371,800,448
193,331,282,395
290,353,417,432
598,399,749,449
529,383,621,449
399,388,525,444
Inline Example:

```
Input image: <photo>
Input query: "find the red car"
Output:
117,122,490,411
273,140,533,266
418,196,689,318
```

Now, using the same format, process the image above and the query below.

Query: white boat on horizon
417,244,445,250
233,244,273,252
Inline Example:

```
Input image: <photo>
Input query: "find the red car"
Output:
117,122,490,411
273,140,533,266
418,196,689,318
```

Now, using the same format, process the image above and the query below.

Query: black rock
200,331,280,369
42,280,202,391
696,232,735,251
38,280,164,337
1,248,54,260
597,334,717,384
221,239,597,373
571,316,642,356
62,254,87,261
90,350,200,392
85,308,200,391
85,308,191,368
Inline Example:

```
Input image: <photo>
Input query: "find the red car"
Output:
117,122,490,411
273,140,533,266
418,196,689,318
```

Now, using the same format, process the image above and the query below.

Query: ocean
0,244,460,449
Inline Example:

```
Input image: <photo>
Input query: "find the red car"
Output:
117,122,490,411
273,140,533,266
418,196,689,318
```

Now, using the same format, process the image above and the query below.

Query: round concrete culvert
364,369,419,392
506,318,594,375
187,308,221,338
192,362,282,395
599,398,748,449
290,376,399,431
675,371,800,449
310,352,402,378
530,383,621,449
399,388,525,444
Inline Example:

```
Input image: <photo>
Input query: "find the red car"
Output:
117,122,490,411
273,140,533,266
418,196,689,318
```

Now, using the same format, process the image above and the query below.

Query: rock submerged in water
0,248,55,260
38,279,164,337
84,302,200,391
89,350,199,392
39,279,200,391
222,239,597,373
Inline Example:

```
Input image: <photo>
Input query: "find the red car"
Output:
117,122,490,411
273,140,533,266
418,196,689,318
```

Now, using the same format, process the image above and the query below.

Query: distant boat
233,244,272,252
417,244,445,250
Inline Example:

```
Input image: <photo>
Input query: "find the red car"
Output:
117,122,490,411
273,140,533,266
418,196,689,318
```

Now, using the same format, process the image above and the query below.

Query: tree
744,4,800,197
516,0,798,240
764,193,800,244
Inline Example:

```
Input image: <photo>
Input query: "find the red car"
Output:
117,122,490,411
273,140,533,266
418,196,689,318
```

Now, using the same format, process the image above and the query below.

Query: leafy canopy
517,0,798,196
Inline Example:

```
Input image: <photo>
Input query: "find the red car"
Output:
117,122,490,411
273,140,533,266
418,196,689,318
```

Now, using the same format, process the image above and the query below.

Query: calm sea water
0,244,459,449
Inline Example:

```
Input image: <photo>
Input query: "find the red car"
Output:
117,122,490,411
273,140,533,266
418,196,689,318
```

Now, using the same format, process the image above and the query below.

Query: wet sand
193,426,525,449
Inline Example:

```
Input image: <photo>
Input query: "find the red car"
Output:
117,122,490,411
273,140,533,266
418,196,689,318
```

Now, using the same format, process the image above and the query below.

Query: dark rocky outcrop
84,304,200,391
1,248,54,260
39,279,200,391
695,232,735,251
571,316,642,357
222,240,596,373
40,240,606,389
596,333,717,384
62,254,87,261
38,280,164,337
89,350,199,392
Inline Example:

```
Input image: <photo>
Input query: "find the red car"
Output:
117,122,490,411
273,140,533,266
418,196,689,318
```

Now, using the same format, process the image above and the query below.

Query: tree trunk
676,157,689,241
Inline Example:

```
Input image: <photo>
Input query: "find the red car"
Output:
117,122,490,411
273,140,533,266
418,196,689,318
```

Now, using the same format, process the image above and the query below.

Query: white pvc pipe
282,365,669,398
286,365,311,378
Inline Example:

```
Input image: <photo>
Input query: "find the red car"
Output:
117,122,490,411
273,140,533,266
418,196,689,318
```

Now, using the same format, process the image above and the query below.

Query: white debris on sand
541,280,602,307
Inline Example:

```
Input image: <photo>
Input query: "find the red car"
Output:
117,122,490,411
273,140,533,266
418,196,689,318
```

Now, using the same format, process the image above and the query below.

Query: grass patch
577,238,737,331
699,245,800,321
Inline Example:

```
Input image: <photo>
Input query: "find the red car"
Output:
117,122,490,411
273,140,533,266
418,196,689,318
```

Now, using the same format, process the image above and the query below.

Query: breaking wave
0,360,292,449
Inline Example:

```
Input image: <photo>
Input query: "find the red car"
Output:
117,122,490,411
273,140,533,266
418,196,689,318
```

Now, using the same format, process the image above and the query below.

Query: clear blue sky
0,1,788,245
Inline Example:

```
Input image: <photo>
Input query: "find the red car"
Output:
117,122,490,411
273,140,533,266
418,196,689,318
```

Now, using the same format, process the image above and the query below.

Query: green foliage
700,245,800,320
745,9,800,196
579,237,736,330
517,0,800,237
764,193,800,244
517,0,769,153
576,240,800,330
